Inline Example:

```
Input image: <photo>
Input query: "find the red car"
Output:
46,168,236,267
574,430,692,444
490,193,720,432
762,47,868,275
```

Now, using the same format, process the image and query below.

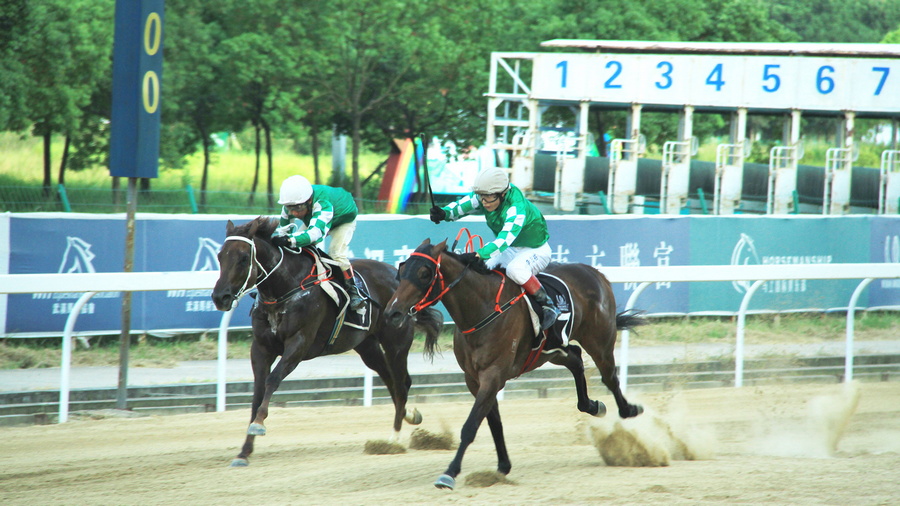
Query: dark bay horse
211,217,442,467
385,238,644,489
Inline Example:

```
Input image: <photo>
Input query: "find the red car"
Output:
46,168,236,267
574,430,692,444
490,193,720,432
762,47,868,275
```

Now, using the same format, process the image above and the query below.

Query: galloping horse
211,217,442,467
385,238,645,489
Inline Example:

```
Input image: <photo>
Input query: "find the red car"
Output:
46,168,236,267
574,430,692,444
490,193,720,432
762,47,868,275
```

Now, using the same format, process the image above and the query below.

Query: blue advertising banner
1,213,898,336
689,216,873,312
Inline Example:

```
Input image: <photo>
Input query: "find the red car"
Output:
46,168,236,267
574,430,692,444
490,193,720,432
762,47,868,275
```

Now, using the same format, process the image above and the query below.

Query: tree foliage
2,0,900,199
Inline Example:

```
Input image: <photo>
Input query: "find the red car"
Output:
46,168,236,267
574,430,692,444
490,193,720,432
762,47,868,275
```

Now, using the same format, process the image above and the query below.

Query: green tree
163,0,233,205
0,0,29,132
770,0,900,43
16,0,112,196
219,0,309,206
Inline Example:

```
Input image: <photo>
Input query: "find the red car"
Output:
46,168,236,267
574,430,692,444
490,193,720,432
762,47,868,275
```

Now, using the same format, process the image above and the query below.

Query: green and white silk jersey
278,185,358,247
441,184,549,260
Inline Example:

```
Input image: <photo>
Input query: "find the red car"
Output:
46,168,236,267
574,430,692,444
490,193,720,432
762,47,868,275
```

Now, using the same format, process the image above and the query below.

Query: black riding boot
533,286,560,331
345,275,365,311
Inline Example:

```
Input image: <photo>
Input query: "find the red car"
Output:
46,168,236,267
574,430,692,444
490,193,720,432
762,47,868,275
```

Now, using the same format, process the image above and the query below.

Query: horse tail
414,307,443,362
616,309,648,332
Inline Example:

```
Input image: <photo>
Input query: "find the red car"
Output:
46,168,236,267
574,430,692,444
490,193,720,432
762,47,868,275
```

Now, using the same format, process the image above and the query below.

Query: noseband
223,235,284,309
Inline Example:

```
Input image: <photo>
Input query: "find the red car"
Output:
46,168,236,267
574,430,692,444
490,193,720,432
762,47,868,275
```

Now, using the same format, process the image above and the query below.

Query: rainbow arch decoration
378,137,423,213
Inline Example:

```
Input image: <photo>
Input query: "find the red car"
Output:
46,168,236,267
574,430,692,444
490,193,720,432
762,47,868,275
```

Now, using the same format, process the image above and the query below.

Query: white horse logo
730,233,760,293
192,237,222,271
58,237,96,274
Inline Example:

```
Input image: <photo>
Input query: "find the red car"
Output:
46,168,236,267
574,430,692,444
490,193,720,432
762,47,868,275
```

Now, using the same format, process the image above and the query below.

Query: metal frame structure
486,41,900,214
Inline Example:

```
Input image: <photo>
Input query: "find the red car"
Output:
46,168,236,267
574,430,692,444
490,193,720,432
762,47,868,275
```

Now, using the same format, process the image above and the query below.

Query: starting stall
486,40,900,214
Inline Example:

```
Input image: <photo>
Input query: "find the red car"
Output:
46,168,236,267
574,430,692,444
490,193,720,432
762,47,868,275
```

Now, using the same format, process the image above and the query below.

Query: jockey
272,175,365,311
429,167,561,331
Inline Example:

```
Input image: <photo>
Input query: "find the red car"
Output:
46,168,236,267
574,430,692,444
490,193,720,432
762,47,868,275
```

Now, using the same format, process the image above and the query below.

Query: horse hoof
247,423,267,436
405,408,423,425
592,401,607,418
620,404,643,419
229,458,249,467
434,474,456,490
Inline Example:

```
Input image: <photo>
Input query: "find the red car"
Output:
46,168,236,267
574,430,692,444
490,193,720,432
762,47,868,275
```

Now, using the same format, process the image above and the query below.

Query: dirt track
2,381,898,505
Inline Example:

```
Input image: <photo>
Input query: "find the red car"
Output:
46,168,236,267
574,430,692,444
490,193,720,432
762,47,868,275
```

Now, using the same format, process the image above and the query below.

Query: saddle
258,247,373,346
526,273,574,351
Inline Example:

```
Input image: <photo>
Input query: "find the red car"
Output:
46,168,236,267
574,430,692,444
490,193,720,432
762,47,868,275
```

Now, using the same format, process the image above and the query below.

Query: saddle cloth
524,272,575,349
304,248,372,332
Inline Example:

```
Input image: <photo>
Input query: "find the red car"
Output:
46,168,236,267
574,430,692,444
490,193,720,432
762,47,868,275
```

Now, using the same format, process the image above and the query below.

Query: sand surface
2,381,898,505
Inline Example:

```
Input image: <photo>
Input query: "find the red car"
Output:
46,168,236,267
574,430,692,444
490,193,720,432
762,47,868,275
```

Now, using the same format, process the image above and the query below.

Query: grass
0,131,390,213
1,311,896,370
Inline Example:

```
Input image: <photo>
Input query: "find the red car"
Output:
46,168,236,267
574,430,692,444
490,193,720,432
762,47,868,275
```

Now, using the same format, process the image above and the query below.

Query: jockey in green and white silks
429,167,561,332
271,175,365,310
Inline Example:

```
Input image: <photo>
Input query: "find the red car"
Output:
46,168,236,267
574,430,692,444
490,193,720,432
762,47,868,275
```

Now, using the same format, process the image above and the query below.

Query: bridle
403,251,468,316
402,249,526,335
223,235,284,309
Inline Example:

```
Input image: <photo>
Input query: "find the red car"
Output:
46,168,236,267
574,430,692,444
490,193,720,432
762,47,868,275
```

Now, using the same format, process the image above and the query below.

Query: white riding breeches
326,221,356,271
484,242,551,285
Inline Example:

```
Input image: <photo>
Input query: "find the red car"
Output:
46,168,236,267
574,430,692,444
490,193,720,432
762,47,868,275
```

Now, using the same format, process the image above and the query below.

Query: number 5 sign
533,53,900,114
110,0,164,179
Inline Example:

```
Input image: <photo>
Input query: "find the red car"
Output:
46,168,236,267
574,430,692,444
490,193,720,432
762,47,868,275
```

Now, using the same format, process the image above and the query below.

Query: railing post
60,291,97,423
735,280,764,388
845,278,874,383
620,281,651,393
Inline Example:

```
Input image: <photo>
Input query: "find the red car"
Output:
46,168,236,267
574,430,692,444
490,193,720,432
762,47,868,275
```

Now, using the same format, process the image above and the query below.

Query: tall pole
117,177,138,408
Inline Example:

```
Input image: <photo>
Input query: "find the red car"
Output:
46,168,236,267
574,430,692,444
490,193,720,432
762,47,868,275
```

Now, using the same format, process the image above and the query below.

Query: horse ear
248,218,260,237
225,220,235,236
434,239,448,256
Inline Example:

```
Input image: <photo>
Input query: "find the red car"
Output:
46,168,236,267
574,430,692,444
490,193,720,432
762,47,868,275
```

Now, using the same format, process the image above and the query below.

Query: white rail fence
1,264,898,423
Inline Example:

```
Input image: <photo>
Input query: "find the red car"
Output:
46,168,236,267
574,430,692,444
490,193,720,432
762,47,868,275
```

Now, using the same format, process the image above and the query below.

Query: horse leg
354,335,416,441
435,373,503,490
231,343,276,467
485,401,511,475
593,348,643,419
550,344,606,417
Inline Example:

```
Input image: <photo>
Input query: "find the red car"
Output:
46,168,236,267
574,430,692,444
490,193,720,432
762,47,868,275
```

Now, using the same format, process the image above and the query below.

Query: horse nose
384,300,407,327
211,288,234,311
386,310,406,328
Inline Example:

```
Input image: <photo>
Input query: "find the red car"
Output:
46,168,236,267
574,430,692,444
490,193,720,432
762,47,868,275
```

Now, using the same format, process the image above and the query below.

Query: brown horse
211,217,442,467
385,238,645,489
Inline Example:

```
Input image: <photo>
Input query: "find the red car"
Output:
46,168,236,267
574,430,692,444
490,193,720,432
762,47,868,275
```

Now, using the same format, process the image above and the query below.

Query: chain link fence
0,184,438,215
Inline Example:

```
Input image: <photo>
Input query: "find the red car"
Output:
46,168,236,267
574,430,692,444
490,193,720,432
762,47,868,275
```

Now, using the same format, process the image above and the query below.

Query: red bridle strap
409,251,450,313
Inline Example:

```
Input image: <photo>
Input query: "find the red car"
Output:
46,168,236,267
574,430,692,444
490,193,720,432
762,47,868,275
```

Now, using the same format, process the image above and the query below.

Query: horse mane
230,216,280,240
252,216,280,239
443,249,497,276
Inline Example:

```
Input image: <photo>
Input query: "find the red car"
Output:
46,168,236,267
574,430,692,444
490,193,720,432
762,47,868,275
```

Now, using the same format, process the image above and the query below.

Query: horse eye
417,266,431,281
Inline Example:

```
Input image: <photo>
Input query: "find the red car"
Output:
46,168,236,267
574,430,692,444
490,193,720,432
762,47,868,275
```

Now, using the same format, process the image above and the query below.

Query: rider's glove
271,235,292,248
429,206,447,224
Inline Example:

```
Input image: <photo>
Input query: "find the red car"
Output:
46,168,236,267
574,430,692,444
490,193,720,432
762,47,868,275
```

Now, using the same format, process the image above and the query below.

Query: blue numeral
655,61,673,89
762,64,781,92
556,60,567,88
816,66,835,94
873,67,889,95
706,63,725,91
604,60,623,88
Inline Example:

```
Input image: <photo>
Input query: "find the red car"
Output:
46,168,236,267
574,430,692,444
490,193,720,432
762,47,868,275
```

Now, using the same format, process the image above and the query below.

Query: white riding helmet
278,175,313,205
472,168,510,194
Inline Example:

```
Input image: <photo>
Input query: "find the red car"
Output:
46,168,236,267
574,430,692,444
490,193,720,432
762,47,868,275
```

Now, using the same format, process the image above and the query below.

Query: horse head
386,239,445,327
211,216,282,311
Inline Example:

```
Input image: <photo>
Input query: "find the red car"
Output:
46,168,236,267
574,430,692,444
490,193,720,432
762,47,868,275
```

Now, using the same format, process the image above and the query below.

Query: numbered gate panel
531,53,900,113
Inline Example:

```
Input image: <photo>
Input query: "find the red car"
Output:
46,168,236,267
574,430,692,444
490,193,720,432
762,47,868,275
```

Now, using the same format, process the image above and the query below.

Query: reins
406,249,525,335
259,248,334,306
